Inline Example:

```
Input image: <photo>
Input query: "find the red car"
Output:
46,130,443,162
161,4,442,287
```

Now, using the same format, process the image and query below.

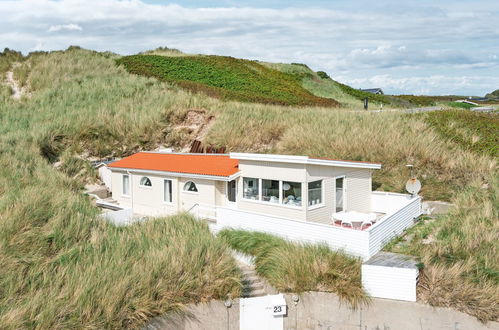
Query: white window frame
122,174,130,197
163,179,173,204
241,177,303,209
335,175,346,212
308,179,325,210
139,176,152,189
182,180,199,194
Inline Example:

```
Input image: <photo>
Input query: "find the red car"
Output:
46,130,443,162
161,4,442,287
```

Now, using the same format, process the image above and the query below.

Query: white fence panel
217,207,370,258
367,196,422,256
100,208,134,226
362,264,418,302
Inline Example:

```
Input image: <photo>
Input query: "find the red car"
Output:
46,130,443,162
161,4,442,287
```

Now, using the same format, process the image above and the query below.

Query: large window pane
164,180,172,203
308,180,322,206
262,179,279,203
282,181,302,206
243,177,259,200
122,174,130,196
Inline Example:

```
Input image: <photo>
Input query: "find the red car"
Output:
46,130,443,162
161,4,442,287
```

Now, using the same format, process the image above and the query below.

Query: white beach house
107,152,422,260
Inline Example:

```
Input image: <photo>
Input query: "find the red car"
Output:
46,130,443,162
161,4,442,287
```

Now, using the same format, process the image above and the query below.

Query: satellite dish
406,178,421,195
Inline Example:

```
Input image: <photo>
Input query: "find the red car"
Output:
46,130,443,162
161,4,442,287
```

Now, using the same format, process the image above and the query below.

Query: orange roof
108,152,239,177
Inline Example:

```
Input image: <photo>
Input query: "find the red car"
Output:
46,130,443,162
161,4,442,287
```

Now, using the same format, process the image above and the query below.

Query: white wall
236,160,307,221
368,194,422,256
111,170,179,217
306,165,373,223
98,165,112,190
236,161,374,224
217,192,422,260
216,207,370,258
178,177,217,218
362,265,418,302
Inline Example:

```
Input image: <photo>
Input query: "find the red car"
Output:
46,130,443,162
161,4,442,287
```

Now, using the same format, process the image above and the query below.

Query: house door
227,180,237,206
335,177,345,212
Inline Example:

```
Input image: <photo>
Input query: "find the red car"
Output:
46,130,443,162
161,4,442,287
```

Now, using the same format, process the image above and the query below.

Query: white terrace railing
214,192,422,260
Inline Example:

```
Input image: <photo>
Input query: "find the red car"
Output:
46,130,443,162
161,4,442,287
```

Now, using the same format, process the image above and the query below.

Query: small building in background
362,252,419,302
360,88,384,95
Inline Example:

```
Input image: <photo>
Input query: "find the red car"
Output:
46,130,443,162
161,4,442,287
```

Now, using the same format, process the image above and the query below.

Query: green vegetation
423,110,499,157
0,47,497,325
219,229,367,306
396,95,435,107
116,55,339,107
446,101,475,109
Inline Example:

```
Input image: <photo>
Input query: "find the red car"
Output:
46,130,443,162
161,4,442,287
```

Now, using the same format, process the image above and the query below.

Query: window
183,181,198,192
139,176,152,187
122,174,130,196
227,180,237,203
308,180,322,207
243,177,259,200
336,177,344,212
282,181,302,206
262,179,279,203
164,180,172,203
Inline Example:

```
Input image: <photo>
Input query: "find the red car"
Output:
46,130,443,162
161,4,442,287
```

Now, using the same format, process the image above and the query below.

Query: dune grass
0,48,243,329
219,229,367,307
422,110,499,158
387,176,498,321
0,46,497,324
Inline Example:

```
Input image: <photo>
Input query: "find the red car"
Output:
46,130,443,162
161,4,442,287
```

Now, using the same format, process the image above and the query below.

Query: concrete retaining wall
146,292,498,330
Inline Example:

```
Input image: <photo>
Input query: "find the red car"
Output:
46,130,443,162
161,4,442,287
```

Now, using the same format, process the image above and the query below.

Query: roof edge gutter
230,153,381,170
109,167,240,182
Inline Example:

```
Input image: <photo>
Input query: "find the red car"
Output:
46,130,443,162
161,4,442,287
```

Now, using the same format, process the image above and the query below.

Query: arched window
139,177,152,187
183,181,198,192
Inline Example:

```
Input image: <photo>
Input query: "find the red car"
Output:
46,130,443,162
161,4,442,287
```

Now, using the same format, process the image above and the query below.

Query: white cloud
48,23,83,32
0,0,498,95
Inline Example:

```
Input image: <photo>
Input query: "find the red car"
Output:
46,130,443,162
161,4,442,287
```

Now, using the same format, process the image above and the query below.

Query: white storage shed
362,252,419,302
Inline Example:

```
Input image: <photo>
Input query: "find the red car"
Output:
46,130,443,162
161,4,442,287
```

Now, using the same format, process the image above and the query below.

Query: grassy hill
0,47,497,326
116,54,340,107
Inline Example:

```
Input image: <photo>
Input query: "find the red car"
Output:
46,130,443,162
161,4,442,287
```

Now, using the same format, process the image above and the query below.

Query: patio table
332,211,377,228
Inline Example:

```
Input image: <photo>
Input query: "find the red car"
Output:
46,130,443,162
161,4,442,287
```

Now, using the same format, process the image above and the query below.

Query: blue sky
1,0,498,95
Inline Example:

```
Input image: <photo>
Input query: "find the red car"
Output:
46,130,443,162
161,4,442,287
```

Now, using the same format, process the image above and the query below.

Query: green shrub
316,71,331,80
116,55,339,107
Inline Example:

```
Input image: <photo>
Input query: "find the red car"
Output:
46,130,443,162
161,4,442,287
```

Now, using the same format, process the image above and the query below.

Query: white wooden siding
216,207,370,257
306,166,373,222
345,169,372,213
306,177,334,224
368,193,422,256
362,265,418,301
238,160,306,181
217,192,422,260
